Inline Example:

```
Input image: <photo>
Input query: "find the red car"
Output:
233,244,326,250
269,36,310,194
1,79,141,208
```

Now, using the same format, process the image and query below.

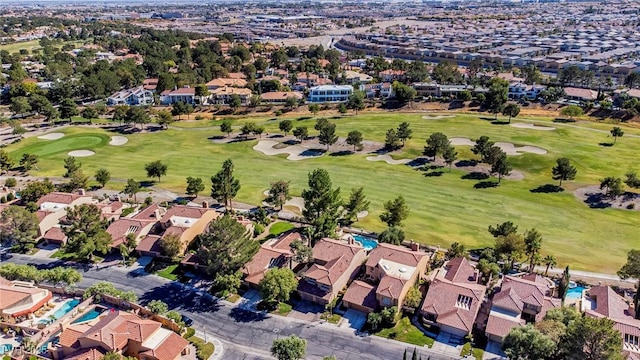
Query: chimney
410,241,419,252
348,236,354,245
115,195,121,202
77,189,86,196
202,201,209,209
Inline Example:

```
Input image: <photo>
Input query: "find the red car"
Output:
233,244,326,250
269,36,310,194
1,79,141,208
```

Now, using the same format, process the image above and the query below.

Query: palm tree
543,255,557,276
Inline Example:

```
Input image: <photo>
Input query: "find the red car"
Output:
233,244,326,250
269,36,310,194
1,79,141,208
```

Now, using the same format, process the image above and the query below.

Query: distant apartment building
308,85,354,103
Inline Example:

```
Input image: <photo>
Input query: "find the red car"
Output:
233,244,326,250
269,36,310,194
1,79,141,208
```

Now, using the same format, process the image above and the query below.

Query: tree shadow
208,135,225,140
329,150,353,157
283,139,299,145
269,134,284,139
228,307,268,323
598,142,614,147
474,181,499,189
406,158,430,168
424,171,444,177
297,116,312,121
371,147,391,155
584,193,612,209
491,121,509,125
300,149,326,157
553,118,576,123
139,180,155,188
461,172,490,180
455,159,478,167
479,117,496,121
530,184,564,193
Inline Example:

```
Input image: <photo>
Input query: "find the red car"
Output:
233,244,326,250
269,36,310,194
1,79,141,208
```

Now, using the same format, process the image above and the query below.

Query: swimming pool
566,286,586,300
39,299,81,324
352,234,379,251
72,307,104,324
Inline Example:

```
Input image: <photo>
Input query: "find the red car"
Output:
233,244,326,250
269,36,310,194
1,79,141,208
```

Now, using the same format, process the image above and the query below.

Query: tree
424,132,449,160
392,81,417,104
185,177,205,197
308,103,320,116
301,169,342,243
160,233,182,261
551,158,577,186
211,159,241,211
11,97,31,115
126,106,150,129
212,271,242,295
156,110,174,129
431,60,463,85
194,84,210,105
559,316,623,360
314,118,330,131
503,325,556,360
123,179,141,203
502,103,521,123
63,204,112,262
266,180,291,210
271,335,306,360
485,77,509,119
253,125,265,138
63,156,80,178
285,96,299,109
0,150,13,173
338,103,348,115
543,255,557,276
524,229,543,273
19,153,38,171
20,179,54,203
83,282,137,302
560,105,583,121
599,176,624,198
446,242,467,259
384,128,401,150
404,287,422,309
95,168,111,188
378,227,405,245
495,232,525,270
318,123,338,150
346,90,365,114
289,240,312,265
67,169,89,192
81,107,98,122
241,122,257,138
343,187,370,226
380,196,409,227
145,160,168,182
618,249,640,319
442,145,457,171
279,120,293,135
367,312,383,331
471,136,495,163
229,94,242,112
0,206,39,253
346,130,363,152
491,153,512,183
293,126,308,142
59,98,78,120
4,178,16,188
220,119,233,137
259,268,298,305
112,105,129,124
197,214,259,276
610,126,624,144
624,171,640,189
147,300,169,314
396,122,412,146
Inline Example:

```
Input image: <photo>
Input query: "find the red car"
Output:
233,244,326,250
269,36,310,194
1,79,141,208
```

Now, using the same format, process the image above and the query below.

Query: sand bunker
422,114,455,120
37,133,65,140
450,137,547,155
450,137,476,146
253,140,323,161
109,136,128,146
510,123,556,131
366,154,412,165
67,150,95,157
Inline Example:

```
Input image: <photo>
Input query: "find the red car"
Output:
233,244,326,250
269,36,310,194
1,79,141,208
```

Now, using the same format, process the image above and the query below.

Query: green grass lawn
7,112,640,272
273,302,293,316
154,264,179,281
0,39,41,53
375,317,434,347
187,335,215,360
269,221,295,236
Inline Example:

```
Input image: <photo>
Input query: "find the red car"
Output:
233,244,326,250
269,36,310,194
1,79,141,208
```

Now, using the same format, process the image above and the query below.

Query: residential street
3,254,461,360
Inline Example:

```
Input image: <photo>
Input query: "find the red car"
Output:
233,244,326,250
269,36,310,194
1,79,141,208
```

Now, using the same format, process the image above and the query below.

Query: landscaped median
185,330,215,360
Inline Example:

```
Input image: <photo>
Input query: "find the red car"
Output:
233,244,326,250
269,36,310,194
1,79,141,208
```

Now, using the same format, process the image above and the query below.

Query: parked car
181,314,194,326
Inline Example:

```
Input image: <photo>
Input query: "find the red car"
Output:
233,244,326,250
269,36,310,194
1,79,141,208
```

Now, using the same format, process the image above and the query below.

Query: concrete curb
194,329,224,360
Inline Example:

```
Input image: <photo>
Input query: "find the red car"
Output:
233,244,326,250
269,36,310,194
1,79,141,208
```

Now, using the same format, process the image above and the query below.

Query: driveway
484,341,507,359
288,300,323,322
432,332,464,357
33,243,60,259
237,289,262,311
339,309,367,330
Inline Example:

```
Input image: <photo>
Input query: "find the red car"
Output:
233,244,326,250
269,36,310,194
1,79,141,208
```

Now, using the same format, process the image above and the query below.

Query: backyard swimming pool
352,234,379,251
566,286,586,300
72,307,105,324
38,299,80,324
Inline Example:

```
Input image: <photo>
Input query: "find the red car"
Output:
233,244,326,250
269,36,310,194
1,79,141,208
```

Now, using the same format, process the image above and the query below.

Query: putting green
6,114,640,273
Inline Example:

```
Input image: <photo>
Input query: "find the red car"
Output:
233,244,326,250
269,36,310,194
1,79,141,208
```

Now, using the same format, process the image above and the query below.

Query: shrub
4,178,16,188
253,223,265,237
0,196,6,203
274,110,283,116
627,203,635,209
6,193,14,201
184,327,196,339
195,115,204,120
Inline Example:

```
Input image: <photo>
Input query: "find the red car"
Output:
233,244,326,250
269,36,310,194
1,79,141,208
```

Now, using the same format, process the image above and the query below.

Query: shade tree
379,196,409,227
211,159,241,211
346,130,363,152
551,158,577,187
424,132,450,160
145,160,168,182
266,180,291,210
301,169,342,243
185,177,205,197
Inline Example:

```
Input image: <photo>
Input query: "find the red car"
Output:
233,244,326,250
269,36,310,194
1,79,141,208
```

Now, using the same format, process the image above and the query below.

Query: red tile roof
343,280,377,311
140,332,189,360
65,348,105,360
36,192,87,206
421,279,486,333
80,311,161,351
106,218,154,248
43,227,67,242
376,276,407,300
443,257,479,284
159,205,208,224
136,235,162,254
485,314,524,338
133,204,164,221
366,242,427,268
242,232,300,286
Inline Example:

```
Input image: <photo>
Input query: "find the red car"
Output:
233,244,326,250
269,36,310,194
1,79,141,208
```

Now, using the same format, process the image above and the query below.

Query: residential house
308,85,354,103
259,91,304,104
209,87,252,105
205,77,248,91
135,205,218,258
143,78,158,92
242,232,302,287
43,227,67,246
107,204,163,250
563,87,598,102
0,278,52,323
160,86,196,105
297,238,367,305
508,82,546,100
107,86,154,106
420,257,487,338
343,242,429,313
363,83,393,99
343,70,373,85
35,192,94,236
484,274,560,344
583,286,640,358
51,310,190,360
614,88,640,101
380,69,406,82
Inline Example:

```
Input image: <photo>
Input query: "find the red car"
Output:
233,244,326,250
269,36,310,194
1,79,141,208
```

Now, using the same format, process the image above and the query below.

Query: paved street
3,254,461,360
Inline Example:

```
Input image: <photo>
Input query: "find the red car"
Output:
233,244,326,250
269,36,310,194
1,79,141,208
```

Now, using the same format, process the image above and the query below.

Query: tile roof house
136,205,218,258
107,203,164,250
297,238,366,306
484,274,560,343
209,87,252,105
242,232,302,287
563,86,598,101
259,91,304,104
43,226,68,245
160,86,196,105
343,242,429,313
420,257,487,338
52,310,190,360
35,191,94,237
143,78,158,91
205,77,248,90
0,279,52,323
583,286,640,357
